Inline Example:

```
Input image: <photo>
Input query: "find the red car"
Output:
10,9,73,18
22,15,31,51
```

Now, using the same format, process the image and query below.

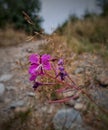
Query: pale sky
40,0,101,34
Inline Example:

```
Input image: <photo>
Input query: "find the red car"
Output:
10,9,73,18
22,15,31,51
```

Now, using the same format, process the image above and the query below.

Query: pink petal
42,54,51,70
58,59,64,65
43,63,51,70
29,54,39,64
29,64,38,74
29,74,37,81
42,54,51,62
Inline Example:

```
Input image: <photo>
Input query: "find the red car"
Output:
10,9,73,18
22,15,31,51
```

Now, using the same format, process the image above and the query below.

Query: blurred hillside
0,0,43,47
53,0,108,59
54,14,108,59
0,0,42,33
0,28,27,46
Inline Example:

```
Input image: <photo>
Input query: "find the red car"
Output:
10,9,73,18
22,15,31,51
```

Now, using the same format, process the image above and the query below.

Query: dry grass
0,28,27,47
55,16,108,60
58,16,108,44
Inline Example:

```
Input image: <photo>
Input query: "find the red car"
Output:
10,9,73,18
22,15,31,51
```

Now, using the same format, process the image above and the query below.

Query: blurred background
0,1,108,130
0,0,108,47
40,0,101,34
0,0,107,57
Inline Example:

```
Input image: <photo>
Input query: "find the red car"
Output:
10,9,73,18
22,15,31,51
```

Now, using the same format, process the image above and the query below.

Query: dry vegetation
55,16,108,60
0,28,27,47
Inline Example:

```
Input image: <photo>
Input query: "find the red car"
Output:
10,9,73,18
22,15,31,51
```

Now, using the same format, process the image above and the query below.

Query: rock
96,72,108,87
0,74,13,82
75,68,84,74
9,100,25,109
15,107,29,113
0,83,5,96
26,48,33,53
41,106,47,112
90,88,108,110
74,103,85,111
53,108,82,130
62,90,75,97
47,105,54,114
6,86,16,91
26,92,35,97
65,99,75,107
4,98,11,103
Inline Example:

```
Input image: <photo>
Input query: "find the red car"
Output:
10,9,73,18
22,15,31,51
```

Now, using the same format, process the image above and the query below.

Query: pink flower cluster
28,53,78,103
28,53,106,118
29,54,51,81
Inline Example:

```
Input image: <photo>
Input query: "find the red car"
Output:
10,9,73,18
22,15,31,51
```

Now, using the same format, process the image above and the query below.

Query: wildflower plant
28,53,108,118
28,53,83,103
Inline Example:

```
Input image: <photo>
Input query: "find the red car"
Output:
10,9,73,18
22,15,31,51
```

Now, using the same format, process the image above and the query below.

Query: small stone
26,48,33,53
53,108,82,130
75,68,84,74
47,105,54,114
74,103,84,110
15,79,20,83
65,99,75,107
4,98,11,103
0,74,13,82
15,107,29,113
62,90,75,97
41,106,47,112
6,86,16,91
10,100,25,109
96,72,108,87
0,83,5,96
90,89,108,110
26,92,35,97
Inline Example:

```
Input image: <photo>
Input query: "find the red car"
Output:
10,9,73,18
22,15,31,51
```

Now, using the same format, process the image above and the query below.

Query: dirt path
0,40,43,73
0,40,44,122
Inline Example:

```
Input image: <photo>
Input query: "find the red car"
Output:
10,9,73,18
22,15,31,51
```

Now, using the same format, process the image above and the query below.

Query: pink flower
56,59,67,80
58,59,64,65
29,54,51,81
29,54,39,64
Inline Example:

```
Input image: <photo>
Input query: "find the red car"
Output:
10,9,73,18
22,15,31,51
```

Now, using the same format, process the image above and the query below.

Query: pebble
41,106,47,112
65,99,75,107
47,105,54,114
26,92,35,97
96,72,108,87
74,103,85,111
62,90,75,97
74,67,84,74
9,100,25,109
90,88,108,110
26,48,33,53
15,107,29,113
0,74,13,82
53,108,82,130
6,86,16,91
0,83,5,96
